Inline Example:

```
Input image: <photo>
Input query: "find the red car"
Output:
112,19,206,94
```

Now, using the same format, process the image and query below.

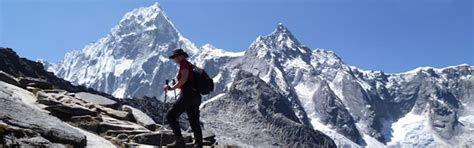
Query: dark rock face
18,77,53,90
201,71,336,147
0,96,87,147
312,80,366,145
0,71,20,87
336,71,389,142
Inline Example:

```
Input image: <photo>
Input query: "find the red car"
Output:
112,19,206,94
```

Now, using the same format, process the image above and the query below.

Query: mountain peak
114,2,178,38
274,23,290,34
150,2,161,9
245,23,309,59
266,23,301,48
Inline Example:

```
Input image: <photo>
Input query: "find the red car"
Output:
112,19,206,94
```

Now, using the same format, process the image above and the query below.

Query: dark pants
166,89,202,144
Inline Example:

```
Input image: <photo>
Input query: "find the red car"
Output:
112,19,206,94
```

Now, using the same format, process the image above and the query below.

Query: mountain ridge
48,2,473,147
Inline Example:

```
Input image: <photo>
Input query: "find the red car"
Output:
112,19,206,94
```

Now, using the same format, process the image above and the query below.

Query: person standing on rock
163,49,203,148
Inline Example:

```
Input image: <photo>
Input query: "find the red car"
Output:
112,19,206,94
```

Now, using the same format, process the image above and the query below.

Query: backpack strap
186,61,196,81
186,61,196,72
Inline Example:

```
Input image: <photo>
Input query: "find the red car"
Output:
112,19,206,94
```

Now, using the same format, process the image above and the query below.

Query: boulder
98,115,148,134
130,131,192,146
35,91,61,106
0,96,87,147
45,104,97,119
122,105,157,131
94,105,132,121
75,92,117,108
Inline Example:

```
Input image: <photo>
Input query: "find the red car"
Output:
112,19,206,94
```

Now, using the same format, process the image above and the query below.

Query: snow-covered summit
52,2,199,98
272,23,302,46
246,23,310,59
49,3,473,147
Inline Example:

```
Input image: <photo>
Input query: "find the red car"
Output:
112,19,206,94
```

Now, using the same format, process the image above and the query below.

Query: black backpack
189,63,214,95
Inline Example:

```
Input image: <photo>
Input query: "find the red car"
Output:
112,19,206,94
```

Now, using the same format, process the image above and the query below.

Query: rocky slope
48,2,473,147
0,48,214,147
200,70,336,147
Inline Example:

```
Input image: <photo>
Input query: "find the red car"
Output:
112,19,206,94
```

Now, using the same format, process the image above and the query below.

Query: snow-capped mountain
50,3,473,147
51,3,199,99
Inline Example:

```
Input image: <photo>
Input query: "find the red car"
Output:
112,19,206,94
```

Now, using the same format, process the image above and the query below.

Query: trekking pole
172,79,177,100
160,79,169,147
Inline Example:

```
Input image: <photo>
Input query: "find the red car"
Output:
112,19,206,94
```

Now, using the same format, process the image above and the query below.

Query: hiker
163,49,203,148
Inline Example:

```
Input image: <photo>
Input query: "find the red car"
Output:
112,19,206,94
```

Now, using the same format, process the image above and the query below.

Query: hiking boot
167,136,185,148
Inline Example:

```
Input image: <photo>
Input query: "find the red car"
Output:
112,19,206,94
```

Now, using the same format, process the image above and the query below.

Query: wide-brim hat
168,49,189,59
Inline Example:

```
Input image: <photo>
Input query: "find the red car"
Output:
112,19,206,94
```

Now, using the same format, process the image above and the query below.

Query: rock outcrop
312,80,366,145
122,105,157,131
201,71,337,147
0,82,87,147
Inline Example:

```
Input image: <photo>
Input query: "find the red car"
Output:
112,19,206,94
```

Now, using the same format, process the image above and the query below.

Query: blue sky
1,0,472,73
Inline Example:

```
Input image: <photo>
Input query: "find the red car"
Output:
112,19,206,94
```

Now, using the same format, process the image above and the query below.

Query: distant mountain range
0,47,335,147
45,3,473,147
